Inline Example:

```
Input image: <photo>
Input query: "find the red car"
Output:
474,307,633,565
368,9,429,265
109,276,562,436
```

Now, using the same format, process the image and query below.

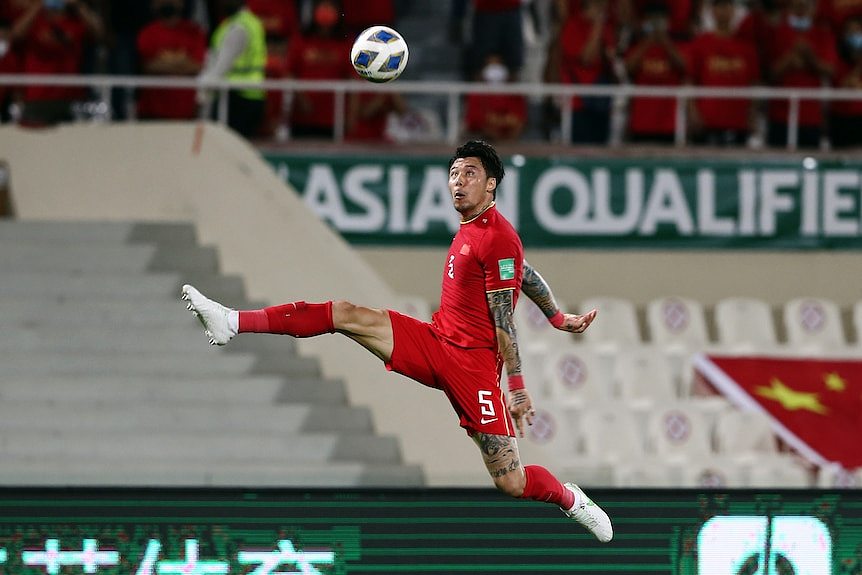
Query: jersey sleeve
477,227,523,294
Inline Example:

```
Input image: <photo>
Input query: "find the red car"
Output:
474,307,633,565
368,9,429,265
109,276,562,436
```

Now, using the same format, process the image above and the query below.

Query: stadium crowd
0,0,860,147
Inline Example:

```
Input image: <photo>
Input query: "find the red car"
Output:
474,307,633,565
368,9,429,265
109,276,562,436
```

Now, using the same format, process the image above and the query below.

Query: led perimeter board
0,488,859,574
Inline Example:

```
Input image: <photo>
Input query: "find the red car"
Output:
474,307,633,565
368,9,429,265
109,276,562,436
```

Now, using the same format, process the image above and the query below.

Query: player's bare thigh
331,300,394,362
472,432,526,497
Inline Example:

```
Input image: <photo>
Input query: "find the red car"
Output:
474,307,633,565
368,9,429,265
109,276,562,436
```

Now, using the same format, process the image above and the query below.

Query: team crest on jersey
498,258,515,280
459,243,471,255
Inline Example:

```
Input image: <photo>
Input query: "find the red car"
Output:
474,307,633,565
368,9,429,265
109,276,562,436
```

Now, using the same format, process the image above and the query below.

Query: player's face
448,157,496,219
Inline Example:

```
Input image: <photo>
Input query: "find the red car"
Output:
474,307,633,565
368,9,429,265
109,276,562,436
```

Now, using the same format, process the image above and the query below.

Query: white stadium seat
853,301,862,347
646,401,714,459
817,463,862,488
647,296,709,348
579,296,641,349
680,456,747,488
746,455,813,488
714,297,777,351
714,409,777,456
615,347,678,407
783,297,845,351
514,297,568,352
523,404,580,458
615,460,681,487
539,347,615,406
576,402,645,463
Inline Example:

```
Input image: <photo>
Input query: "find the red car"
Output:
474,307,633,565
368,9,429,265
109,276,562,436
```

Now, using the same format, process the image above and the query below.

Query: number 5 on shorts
478,390,496,417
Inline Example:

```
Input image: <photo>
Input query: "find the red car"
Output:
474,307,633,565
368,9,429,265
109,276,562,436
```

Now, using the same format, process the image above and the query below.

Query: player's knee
493,472,525,498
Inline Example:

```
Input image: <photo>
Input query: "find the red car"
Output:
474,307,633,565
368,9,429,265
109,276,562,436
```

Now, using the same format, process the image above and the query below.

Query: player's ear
486,177,496,193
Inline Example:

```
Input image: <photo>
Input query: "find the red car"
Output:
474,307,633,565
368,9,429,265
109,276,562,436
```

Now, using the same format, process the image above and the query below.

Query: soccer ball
350,25,409,83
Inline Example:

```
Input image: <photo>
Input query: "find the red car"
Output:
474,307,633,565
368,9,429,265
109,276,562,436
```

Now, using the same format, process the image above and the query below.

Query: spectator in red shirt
11,0,102,126
689,0,760,145
554,0,617,144
830,16,862,147
463,54,528,142
285,0,352,138
625,3,689,143
247,0,299,42
345,82,406,142
136,0,207,120
766,0,837,148
342,0,395,37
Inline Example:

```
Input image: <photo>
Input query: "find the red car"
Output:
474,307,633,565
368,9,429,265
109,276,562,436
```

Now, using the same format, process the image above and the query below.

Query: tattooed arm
521,259,598,333
487,288,535,437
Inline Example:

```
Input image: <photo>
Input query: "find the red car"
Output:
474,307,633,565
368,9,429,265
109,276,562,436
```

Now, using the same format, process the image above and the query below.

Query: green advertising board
264,152,862,249
0,487,860,574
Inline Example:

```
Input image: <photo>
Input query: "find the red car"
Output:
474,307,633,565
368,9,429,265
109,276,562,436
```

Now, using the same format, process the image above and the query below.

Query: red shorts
385,310,514,437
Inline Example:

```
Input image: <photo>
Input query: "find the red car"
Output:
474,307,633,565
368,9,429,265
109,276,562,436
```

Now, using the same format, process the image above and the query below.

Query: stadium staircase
0,220,424,487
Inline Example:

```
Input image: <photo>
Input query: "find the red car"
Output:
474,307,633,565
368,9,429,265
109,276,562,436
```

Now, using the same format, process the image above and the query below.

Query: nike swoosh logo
480,417,498,425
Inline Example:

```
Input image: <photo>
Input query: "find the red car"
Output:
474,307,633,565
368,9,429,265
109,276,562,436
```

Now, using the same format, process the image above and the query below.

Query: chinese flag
695,354,862,468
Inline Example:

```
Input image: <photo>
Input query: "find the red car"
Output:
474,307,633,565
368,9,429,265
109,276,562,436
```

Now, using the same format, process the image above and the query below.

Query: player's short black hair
449,140,505,194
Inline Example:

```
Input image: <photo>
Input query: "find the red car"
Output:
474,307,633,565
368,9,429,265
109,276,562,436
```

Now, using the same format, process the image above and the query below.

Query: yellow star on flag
824,372,847,392
755,378,829,414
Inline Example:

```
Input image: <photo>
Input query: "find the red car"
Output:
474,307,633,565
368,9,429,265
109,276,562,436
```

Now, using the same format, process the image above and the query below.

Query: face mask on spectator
314,4,339,28
481,63,508,84
788,15,812,31
847,32,862,51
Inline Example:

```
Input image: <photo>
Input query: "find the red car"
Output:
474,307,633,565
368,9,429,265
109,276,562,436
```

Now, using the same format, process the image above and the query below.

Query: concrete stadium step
127,222,199,246
0,402,373,434
0,375,282,403
0,271,244,299
0,460,423,487
0,220,136,243
0,353,258,378
0,430,341,462
0,430,403,464
0,271,179,298
0,374,347,405
1,325,266,354
0,243,218,273
2,300,198,326
0,402,310,434
0,220,198,245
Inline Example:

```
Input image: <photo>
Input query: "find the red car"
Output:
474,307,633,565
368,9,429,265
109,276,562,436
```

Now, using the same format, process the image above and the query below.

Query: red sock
238,301,334,337
521,465,575,510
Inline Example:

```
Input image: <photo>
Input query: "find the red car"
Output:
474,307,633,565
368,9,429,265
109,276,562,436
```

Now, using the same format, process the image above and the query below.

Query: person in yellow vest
198,0,267,138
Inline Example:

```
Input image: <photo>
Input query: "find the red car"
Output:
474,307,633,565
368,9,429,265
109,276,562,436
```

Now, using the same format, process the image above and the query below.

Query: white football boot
181,284,236,346
562,482,613,543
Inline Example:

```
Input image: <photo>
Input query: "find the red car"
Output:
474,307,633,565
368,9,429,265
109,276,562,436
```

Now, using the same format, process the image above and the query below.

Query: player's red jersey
432,204,523,350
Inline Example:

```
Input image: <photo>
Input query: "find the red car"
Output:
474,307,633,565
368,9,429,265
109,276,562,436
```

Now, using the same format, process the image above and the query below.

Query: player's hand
554,309,597,333
508,388,535,438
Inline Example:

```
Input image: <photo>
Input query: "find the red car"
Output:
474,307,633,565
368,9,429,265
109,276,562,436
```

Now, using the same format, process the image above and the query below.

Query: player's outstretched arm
487,288,535,437
521,260,597,334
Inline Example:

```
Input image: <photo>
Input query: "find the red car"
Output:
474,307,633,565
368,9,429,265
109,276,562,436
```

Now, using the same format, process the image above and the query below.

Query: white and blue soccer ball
350,25,409,83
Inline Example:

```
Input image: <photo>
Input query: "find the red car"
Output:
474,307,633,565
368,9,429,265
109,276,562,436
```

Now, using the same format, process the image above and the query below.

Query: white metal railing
2,74,862,149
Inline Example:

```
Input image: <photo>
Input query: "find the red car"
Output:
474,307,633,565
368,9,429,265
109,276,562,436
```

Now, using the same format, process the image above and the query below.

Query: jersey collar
460,201,496,225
